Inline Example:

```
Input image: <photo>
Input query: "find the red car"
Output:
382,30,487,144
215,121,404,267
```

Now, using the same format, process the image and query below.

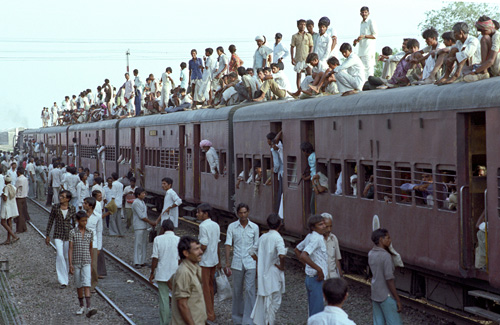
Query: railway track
28,199,159,325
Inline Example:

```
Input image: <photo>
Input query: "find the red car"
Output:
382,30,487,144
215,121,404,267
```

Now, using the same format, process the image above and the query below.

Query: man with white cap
200,139,219,179
253,36,273,72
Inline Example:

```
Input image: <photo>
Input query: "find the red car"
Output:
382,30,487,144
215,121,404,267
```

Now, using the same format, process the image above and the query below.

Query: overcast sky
1,0,497,130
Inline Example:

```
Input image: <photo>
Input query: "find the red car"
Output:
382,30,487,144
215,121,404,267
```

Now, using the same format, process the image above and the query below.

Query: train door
139,128,145,187
457,112,487,273
77,132,81,167
270,122,282,213
179,125,186,197
131,128,136,177
193,124,201,202
301,120,315,218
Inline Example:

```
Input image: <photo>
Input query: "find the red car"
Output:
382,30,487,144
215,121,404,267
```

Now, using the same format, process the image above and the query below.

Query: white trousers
422,54,437,80
54,239,69,285
133,229,148,265
52,187,60,204
360,54,375,79
109,208,123,236
335,70,364,93
251,291,282,325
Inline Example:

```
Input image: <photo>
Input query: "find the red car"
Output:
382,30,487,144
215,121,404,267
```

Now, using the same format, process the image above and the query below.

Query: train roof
39,126,70,134
22,128,41,135
68,119,120,131
233,78,500,122
118,106,236,128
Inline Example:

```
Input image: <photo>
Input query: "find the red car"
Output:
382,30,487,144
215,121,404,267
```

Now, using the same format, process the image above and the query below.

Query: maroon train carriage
38,126,70,165
232,77,500,316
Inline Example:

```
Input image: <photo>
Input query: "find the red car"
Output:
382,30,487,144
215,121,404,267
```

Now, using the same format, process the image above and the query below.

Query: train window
156,149,161,167
286,156,298,187
253,157,262,184
244,157,252,183
344,161,357,197
236,156,243,181
360,163,374,199
220,151,227,176
329,162,342,195
186,149,193,170
435,166,457,211
376,163,392,203
414,165,433,208
105,146,116,161
316,162,329,193
395,163,412,205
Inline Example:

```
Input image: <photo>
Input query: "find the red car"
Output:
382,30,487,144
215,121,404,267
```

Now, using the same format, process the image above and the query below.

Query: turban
476,20,495,33
199,139,212,147
4,175,11,183
255,35,265,42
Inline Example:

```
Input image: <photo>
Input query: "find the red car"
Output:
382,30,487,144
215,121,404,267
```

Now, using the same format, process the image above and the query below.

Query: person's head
161,177,173,191
162,219,174,232
83,197,96,212
340,43,352,58
263,67,272,76
493,20,500,30
91,189,102,202
306,19,314,33
236,203,250,222
371,228,391,248
196,203,212,221
59,189,72,203
327,56,340,69
321,212,333,236
452,22,469,42
406,38,420,53
205,48,213,56
178,236,203,263
297,19,306,32
318,17,330,35
360,6,369,21
422,27,439,47
300,142,315,155
191,49,197,58
246,68,254,76
125,72,130,80
306,52,319,66
323,278,349,306
255,35,265,47
237,66,247,77
76,210,88,228
476,15,496,36
106,177,113,186
111,172,118,181
382,46,393,56
180,62,187,70
441,31,456,46
266,132,277,146
216,46,224,55
308,215,326,233
134,187,146,200
275,33,282,44
267,213,281,230
10,162,16,170
79,172,87,181
133,68,139,76
129,176,136,187
228,44,237,54
84,167,90,175
16,166,25,176
166,67,172,73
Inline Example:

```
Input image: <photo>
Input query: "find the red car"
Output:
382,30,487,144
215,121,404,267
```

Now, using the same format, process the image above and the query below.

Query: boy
354,6,377,79
334,43,366,96
253,68,288,102
179,62,188,90
306,20,319,51
309,56,340,94
307,278,355,325
273,33,289,71
293,52,328,97
386,39,421,88
69,210,96,317
238,67,259,100
188,49,204,103
315,17,333,65
412,27,445,83
161,67,174,109
156,177,182,228
271,63,292,92
291,19,314,91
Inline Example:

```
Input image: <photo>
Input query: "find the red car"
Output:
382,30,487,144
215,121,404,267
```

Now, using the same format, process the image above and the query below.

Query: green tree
419,2,499,34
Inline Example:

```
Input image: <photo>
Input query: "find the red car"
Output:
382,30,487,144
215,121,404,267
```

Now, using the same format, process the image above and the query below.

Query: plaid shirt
69,226,93,265
45,204,76,241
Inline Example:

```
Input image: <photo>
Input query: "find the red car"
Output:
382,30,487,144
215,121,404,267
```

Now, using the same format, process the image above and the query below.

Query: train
20,77,500,320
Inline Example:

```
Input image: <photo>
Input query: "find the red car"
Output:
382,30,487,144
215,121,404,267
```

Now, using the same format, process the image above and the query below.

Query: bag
105,199,117,214
126,193,135,204
215,271,232,302
149,228,157,243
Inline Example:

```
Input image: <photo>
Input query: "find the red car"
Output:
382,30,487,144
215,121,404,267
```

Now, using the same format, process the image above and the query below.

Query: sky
1,0,498,130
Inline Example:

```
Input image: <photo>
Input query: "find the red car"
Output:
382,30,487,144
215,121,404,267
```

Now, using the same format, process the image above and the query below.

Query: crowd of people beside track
40,7,500,127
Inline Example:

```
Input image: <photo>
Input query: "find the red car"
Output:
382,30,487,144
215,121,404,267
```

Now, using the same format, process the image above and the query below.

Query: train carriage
39,126,70,165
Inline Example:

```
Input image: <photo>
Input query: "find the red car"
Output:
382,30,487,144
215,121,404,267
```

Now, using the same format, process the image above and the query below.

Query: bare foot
341,90,359,96
435,77,448,85
309,85,320,94
287,90,300,98
302,89,313,96
253,95,265,102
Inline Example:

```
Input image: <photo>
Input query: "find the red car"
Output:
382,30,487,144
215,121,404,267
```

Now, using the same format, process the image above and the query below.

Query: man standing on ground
196,203,221,323
354,6,377,79
83,197,102,293
26,158,36,198
307,278,356,324
35,160,46,201
45,190,76,289
156,177,182,228
150,219,180,325
225,203,259,325
49,163,62,204
368,228,403,325
171,236,207,324
109,172,124,237
15,167,29,233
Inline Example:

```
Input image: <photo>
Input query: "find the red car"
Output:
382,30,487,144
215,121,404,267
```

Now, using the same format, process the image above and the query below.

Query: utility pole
126,49,130,72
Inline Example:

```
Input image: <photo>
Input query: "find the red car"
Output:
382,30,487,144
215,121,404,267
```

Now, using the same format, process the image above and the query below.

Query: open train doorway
457,111,487,273
179,125,186,198
193,124,201,202
301,120,315,220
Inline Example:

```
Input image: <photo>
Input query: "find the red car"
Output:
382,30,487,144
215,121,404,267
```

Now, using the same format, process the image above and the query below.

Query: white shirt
92,184,106,202
205,147,219,175
252,230,286,296
123,185,136,209
97,146,106,161
161,188,182,227
63,174,79,197
272,70,292,91
204,56,217,81
325,233,342,279
161,72,173,91
312,60,328,73
15,175,28,198
86,210,103,250
215,53,229,77
151,231,180,282
179,69,189,90
358,18,377,57
134,76,144,93
94,200,103,217
0,175,5,195
454,35,481,65
7,169,17,186
225,220,259,270
334,53,366,85
103,186,113,204
199,219,220,267
124,79,134,99
297,231,328,277
273,42,290,63
76,181,89,207
307,306,356,325
26,162,35,177
314,33,333,62
110,180,124,208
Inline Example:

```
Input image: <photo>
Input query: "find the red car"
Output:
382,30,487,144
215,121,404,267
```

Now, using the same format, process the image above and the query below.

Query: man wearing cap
273,33,290,71
253,36,273,72
200,139,219,179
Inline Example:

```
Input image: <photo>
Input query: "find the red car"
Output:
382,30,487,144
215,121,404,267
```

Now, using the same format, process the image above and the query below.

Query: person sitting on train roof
166,88,192,113
237,67,259,101
309,56,340,95
463,16,500,82
414,32,456,85
333,43,366,96
289,52,328,97
200,140,219,179
436,22,481,85
213,72,241,107
378,46,397,80
408,28,445,85
271,63,292,92
253,68,289,102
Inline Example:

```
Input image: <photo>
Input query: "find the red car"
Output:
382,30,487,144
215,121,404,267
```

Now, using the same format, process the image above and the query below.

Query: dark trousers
135,91,142,116
15,197,29,233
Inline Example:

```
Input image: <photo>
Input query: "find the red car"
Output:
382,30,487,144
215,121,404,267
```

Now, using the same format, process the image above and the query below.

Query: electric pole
126,49,130,72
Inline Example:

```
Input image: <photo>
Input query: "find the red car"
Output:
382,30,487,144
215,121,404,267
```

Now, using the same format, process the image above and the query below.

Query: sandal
0,241,10,245
11,237,19,244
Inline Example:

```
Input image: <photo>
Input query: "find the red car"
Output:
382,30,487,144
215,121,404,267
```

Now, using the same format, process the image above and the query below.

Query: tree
419,2,499,34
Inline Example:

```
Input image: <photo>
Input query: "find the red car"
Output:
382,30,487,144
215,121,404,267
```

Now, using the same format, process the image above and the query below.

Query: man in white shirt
273,33,290,70
334,43,366,96
294,215,328,317
15,167,30,233
224,203,259,325
7,162,17,191
97,142,106,179
200,140,219,179
62,167,79,208
51,102,59,126
48,163,62,204
161,68,174,109
266,132,284,216
250,214,286,325
315,18,334,65
123,73,135,115
321,213,343,279
133,69,144,116
196,203,221,323
109,172,124,236
156,177,182,228
179,62,189,90
83,197,102,292
214,47,229,88
353,6,377,80
307,278,356,325
26,158,36,198
149,219,180,325
438,22,480,85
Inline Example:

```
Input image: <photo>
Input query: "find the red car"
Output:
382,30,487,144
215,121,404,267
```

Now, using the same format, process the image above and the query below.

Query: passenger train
21,78,500,319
